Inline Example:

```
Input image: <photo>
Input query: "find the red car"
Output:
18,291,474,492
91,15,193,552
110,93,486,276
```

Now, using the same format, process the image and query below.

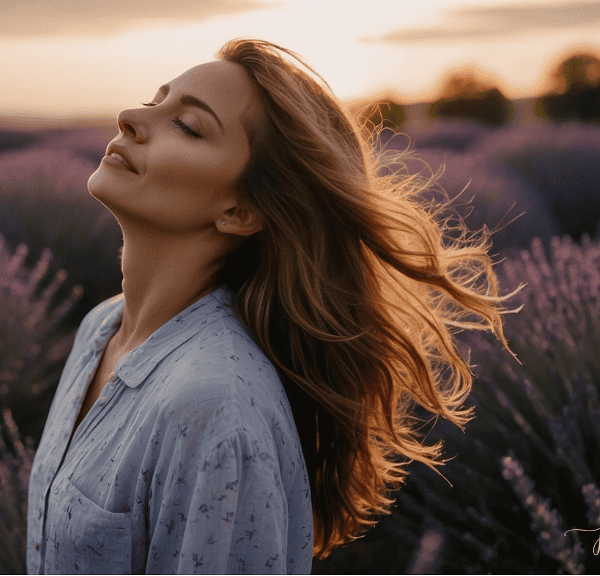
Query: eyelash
140,102,202,138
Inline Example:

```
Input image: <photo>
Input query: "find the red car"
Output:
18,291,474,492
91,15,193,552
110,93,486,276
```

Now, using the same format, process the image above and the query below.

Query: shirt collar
100,285,236,389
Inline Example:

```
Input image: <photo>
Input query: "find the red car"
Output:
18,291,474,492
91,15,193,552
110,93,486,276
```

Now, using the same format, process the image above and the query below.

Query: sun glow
2,0,600,119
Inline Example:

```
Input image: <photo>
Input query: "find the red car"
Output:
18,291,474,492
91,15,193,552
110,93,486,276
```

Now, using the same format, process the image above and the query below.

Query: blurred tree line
355,48,600,131
427,68,515,127
537,51,600,123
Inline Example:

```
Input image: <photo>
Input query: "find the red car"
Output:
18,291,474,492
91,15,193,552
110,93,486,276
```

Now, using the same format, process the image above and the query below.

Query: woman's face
88,60,258,234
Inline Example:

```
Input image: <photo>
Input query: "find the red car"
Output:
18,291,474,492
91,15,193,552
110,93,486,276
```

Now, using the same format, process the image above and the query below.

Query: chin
87,170,98,196
87,166,118,201
87,166,104,196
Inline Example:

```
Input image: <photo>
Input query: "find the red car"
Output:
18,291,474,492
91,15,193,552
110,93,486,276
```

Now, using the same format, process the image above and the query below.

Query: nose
117,108,147,143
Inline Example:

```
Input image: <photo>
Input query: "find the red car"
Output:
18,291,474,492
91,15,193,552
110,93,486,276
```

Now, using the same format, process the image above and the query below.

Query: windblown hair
215,38,522,560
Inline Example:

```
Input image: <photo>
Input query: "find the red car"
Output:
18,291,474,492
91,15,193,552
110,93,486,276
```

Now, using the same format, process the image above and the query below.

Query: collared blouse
26,286,314,574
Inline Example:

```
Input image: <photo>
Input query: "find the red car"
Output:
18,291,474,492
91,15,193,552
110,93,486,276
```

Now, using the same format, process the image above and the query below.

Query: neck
112,221,226,354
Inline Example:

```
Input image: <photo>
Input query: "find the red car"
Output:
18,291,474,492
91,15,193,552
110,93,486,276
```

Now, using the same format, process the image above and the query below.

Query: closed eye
171,118,201,138
140,102,202,138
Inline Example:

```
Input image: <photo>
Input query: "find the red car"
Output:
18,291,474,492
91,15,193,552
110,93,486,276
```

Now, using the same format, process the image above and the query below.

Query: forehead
168,60,257,125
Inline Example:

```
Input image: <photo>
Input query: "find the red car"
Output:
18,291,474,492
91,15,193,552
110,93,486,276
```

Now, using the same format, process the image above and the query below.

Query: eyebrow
159,84,224,133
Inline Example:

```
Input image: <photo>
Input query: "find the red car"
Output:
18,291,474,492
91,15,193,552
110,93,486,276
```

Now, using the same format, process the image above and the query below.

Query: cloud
360,1,600,44
1,0,279,38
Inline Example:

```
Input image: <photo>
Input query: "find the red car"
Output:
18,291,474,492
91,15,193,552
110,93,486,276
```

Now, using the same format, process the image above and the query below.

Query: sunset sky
3,0,600,120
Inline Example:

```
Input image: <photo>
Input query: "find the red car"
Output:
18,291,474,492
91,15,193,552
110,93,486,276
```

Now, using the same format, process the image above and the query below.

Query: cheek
152,149,231,191
150,146,246,198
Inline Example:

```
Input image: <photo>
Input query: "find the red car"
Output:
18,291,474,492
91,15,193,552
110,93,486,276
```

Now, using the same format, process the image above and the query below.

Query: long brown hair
215,38,522,560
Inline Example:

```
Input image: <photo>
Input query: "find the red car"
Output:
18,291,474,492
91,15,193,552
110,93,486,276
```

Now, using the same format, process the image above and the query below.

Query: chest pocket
44,476,133,574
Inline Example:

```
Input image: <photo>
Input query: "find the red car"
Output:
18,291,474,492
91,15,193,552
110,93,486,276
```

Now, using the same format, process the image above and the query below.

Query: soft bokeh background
1,0,600,121
1,1,600,574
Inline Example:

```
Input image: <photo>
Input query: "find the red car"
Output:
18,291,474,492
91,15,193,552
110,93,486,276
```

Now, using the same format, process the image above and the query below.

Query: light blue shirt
27,286,314,574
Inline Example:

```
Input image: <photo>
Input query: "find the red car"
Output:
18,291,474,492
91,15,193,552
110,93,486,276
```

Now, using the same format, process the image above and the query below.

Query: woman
27,39,520,574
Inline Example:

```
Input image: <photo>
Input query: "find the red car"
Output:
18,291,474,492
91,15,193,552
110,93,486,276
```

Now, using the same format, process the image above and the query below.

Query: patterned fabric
27,286,314,574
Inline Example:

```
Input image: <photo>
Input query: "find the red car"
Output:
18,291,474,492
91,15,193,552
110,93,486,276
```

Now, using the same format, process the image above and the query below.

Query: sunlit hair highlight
216,38,523,560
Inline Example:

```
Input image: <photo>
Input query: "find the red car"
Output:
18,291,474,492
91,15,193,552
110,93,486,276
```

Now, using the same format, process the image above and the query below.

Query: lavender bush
31,125,117,165
313,233,600,574
0,235,83,574
0,408,34,575
0,129,41,154
399,121,600,247
0,146,122,326
2,120,598,325
496,130,600,241
397,118,495,152
0,232,82,442
2,119,600,574
376,125,560,256
409,145,561,253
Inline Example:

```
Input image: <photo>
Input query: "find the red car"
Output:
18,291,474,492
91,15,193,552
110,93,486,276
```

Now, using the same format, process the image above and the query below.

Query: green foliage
0,233,82,443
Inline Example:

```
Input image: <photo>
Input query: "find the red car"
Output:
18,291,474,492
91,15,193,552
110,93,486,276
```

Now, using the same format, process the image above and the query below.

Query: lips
106,144,138,174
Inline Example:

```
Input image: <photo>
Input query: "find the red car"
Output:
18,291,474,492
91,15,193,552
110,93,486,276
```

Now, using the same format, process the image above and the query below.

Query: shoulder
159,315,288,429
163,293,287,413
58,293,123,373
154,307,302,471
82,292,124,325
74,293,124,344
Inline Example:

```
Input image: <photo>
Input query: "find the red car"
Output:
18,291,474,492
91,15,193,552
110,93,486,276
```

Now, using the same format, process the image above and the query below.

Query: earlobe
220,206,263,236
234,216,263,237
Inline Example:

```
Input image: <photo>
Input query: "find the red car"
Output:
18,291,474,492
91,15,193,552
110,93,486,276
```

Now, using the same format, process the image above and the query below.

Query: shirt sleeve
146,418,290,574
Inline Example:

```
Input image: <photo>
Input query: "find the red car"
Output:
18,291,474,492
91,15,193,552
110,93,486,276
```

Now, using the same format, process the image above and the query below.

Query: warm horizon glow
2,0,600,121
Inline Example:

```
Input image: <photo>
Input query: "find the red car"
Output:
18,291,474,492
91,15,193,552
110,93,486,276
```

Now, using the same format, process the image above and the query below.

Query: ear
219,204,263,237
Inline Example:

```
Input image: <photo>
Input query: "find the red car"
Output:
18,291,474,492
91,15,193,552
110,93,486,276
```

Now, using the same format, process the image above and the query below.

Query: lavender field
1,117,600,574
